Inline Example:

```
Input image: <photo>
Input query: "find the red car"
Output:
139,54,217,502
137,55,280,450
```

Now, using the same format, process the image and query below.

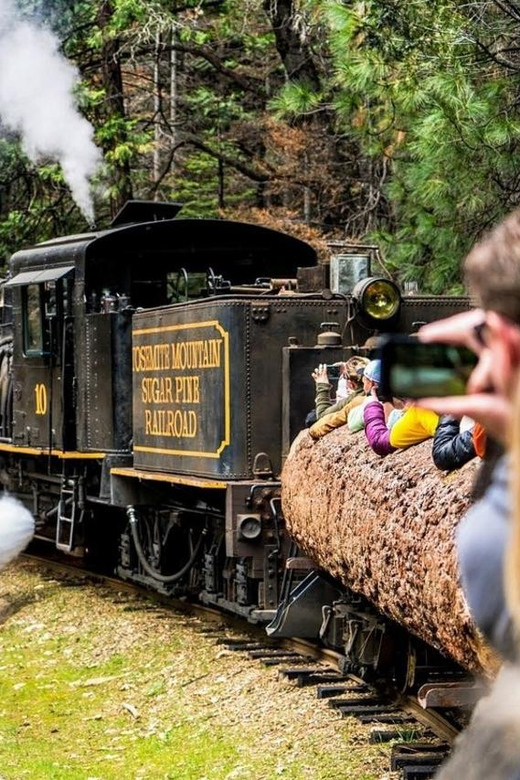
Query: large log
282,429,498,676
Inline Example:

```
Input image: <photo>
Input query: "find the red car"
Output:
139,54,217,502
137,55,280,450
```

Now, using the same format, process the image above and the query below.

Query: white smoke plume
0,494,34,570
0,0,102,222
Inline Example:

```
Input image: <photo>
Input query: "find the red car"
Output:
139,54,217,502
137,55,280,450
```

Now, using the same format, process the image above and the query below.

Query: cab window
167,271,208,303
23,284,46,355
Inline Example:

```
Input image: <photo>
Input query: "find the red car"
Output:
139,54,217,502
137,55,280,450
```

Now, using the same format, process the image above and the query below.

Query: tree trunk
97,0,133,216
153,30,162,198
262,0,321,90
170,25,178,176
282,429,499,677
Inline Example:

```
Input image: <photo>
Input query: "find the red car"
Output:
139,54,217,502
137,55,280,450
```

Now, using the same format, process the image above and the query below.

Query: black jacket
432,415,476,472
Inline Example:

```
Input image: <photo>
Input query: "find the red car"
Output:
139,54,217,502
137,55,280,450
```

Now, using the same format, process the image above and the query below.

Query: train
0,200,470,684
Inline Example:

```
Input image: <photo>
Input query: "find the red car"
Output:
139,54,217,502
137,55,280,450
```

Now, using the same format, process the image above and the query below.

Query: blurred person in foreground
0,494,34,570
414,210,520,778
417,211,520,661
435,377,520,780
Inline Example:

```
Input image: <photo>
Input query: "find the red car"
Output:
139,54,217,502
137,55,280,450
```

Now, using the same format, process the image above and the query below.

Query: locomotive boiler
0,200,472,683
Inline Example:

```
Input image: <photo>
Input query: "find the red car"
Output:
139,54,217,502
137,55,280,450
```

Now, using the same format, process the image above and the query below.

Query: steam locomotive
0,200,468,679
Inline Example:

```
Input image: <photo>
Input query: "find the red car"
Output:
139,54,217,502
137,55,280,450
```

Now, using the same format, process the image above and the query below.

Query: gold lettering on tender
170,338,222,370
136,328,225,446
165,377,174,403
133,343,171,372
170,376,202,404
166,410,175,436
142,408,198,438
142,377,174,404
210,339,220,366
185,410,197,436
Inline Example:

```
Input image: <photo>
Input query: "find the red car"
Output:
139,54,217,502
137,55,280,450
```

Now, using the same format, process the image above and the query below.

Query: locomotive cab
4,265,75,449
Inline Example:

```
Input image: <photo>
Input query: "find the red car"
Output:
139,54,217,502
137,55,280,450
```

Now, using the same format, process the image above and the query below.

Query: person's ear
488,311,520,365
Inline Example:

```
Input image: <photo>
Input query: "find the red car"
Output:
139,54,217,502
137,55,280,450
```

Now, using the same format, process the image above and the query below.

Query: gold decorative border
133,320,230,459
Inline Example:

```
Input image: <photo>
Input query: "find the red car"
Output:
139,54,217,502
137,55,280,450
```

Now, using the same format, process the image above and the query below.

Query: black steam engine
0,201,468,675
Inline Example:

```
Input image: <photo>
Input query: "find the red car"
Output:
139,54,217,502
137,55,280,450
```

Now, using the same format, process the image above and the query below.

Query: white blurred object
460,415,474,433
0,494,35,570
336,376,349,401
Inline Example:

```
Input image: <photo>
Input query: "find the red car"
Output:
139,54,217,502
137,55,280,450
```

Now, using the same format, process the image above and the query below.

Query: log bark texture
282,429,498,676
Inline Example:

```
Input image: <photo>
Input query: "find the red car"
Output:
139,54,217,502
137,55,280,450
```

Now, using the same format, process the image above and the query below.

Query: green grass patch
0,565,390,779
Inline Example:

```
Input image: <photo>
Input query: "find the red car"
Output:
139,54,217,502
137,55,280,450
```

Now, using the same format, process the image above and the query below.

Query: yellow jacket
389,407,439,449
309,395,365,439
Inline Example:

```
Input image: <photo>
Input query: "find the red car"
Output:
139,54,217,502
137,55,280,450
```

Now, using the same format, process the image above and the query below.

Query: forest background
2,0,520,292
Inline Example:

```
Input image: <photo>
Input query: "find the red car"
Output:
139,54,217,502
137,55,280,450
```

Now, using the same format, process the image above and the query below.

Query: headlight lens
356,278,401,321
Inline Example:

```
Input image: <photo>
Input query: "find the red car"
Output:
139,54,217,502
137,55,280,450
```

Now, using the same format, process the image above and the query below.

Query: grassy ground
0,561,395,779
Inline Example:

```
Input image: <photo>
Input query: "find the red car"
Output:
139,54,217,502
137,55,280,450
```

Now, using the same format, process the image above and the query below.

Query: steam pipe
126,505,206,583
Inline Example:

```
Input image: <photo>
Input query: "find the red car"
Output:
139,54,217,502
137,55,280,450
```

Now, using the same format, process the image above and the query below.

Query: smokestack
0,0,102,222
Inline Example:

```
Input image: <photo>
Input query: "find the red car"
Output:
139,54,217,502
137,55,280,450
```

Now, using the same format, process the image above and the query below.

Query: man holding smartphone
416,211,520,662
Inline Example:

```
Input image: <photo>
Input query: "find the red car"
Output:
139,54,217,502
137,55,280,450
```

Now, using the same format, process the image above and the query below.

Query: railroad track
19,551,472,779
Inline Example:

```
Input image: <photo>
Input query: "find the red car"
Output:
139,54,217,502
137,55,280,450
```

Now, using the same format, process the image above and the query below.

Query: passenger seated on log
309,359,380,440
363,394,438,456
432,415,478,471
416,210,520,662
361,395,402,455
311,356,369,420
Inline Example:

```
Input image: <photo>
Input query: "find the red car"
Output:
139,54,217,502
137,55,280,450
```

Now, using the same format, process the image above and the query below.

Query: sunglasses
473,321,490,348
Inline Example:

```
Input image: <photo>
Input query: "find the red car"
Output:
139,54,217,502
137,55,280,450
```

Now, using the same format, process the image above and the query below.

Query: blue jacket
457,456,516,661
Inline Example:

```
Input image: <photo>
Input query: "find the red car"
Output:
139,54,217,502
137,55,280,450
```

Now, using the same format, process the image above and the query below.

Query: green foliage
308,0,520,290
172,151,222,216
0,139,88,267
4,0,520,295
271,82,323,119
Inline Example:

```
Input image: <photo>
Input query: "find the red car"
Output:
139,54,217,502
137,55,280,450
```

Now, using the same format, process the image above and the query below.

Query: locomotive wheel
394,635,417,693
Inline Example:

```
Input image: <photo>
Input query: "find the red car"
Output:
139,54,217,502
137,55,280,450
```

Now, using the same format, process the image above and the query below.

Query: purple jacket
363,401,397,457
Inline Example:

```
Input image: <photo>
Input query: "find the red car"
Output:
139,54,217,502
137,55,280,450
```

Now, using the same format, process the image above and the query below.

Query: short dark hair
464,209,520,325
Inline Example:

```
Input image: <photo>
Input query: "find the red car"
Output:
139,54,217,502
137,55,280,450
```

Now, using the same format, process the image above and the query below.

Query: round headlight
353,277,401,321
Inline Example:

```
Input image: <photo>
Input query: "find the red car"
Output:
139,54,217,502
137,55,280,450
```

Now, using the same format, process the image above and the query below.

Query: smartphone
379,335,478,398
326,364,342,380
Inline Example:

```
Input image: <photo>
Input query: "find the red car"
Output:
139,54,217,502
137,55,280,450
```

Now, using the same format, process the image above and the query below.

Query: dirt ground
0,560,399,779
